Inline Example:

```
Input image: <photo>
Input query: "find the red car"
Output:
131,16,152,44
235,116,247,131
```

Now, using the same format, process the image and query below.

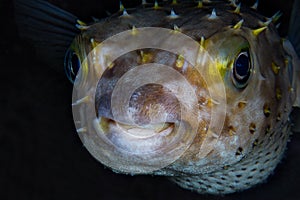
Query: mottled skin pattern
67,0,299,195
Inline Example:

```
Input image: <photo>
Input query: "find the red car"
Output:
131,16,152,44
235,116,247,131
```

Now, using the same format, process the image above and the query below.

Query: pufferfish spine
14,0,300,195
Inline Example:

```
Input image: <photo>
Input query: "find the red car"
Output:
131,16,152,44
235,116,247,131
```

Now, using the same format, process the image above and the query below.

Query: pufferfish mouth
100,117,175,139
95,81,182,152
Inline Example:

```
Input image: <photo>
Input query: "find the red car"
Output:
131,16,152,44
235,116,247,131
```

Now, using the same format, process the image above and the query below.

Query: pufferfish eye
64,48,81,83
231,50,252,89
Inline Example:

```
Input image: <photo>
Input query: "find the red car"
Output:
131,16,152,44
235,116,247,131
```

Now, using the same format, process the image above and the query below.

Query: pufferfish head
65,0,298,194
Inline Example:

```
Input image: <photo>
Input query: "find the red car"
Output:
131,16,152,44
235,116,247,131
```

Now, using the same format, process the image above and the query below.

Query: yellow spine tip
173,24,181,32
176,54,185,68
77,127,87,133
229,0,237,7
121,9,130,17
72,96,90,106
251,0,258,10
154,1,160,9
169,9,179,19
131,25,138,35
200,36,205,48
259,18,272,27
233,19,244,29
76,19,87,26
234,3,241,14
119,2,124,12
90,38,98,48
252,26,267,36
75,24,89,31
197,1,203,8
208,8,218,19
272,11,282,23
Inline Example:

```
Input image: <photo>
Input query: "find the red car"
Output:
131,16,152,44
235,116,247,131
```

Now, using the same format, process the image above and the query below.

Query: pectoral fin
14,0,79,71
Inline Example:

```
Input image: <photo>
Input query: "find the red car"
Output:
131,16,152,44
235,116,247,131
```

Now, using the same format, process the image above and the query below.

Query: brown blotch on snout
128,84,181,125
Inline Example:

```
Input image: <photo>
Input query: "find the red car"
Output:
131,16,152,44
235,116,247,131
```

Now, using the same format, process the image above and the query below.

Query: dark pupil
235,53,249,77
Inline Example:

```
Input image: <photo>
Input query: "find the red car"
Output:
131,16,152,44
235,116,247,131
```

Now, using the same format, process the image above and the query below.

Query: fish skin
14,0,300,195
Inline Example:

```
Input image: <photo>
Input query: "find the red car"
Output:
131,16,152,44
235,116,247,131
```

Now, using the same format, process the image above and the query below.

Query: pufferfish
15,0,300,195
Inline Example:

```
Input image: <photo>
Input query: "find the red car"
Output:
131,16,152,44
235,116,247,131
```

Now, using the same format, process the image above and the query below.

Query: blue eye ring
64,48,81,83
232,50,252,89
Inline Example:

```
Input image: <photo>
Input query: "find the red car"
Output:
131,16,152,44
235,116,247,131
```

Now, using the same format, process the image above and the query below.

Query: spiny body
15,0,300,195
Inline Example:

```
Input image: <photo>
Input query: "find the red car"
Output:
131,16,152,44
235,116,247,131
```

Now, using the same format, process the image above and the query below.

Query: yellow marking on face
215,59,231,78
176,54,185,68
271,62,280,75
238,101,247,109
140,51,153,63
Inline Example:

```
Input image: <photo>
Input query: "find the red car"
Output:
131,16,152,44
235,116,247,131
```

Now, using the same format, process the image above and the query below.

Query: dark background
1,0,300,199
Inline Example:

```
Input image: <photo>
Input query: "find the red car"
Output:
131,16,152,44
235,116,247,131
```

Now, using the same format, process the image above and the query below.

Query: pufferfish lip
100,117,175,139
94,116,190,156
